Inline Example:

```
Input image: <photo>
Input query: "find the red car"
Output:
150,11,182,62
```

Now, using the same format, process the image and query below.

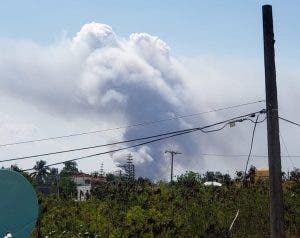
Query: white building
72,173,106,201
73,173,92,201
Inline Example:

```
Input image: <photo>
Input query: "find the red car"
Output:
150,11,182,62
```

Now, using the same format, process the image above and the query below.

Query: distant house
255,167,269,181
72,173,106,201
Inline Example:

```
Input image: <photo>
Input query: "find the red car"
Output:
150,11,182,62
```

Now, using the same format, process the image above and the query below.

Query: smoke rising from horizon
1,22,289,179
0,23,204,179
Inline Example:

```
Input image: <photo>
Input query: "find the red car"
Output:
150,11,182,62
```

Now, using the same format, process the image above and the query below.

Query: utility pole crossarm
165,150,181,183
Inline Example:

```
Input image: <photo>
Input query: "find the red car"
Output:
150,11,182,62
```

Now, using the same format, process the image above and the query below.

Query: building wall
73,176,91,186
76,185,91,201
72,175,92,201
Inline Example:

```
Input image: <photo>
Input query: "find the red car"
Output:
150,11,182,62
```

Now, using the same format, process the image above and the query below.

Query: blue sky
1,1,299,59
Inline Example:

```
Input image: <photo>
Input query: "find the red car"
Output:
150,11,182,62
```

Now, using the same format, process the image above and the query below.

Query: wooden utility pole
262,5,285,238
165,150,181,183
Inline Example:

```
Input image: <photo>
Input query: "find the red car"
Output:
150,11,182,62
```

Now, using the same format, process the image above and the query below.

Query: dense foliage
20,163,300,238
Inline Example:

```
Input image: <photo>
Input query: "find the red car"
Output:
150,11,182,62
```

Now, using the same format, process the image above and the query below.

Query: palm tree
31,160,50,185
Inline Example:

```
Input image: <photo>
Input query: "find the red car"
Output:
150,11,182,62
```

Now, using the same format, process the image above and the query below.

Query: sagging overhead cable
0,100,265,147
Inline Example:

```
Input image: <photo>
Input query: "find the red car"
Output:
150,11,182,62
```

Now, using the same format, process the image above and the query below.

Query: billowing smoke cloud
0,23,205,179
1,22,297,179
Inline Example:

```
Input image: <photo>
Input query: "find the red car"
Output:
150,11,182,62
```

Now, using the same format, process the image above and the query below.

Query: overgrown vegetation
11,161,300,237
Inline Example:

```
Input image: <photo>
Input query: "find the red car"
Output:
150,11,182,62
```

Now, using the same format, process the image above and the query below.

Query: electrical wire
0,128,197,163
243,114,260,177
245,116,267,124
21,130,198,171
277,116,298,167
196,153,298,158
229,114,262,233
200,122,231,133
277,115,300,167
21,110,266,171
279,132,295,168
279,116,300,127
0,100,265,147
2,110,265,164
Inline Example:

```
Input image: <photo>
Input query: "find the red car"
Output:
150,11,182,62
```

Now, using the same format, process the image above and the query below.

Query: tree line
7,160,300,237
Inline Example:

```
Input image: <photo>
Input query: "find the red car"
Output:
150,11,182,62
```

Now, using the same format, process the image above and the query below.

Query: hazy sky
0,1,299,180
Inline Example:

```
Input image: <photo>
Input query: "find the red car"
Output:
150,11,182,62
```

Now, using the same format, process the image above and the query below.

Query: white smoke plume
1,22,297,179
0,23,198,179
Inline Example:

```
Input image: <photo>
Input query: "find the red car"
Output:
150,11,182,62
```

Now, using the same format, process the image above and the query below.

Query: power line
279,116,300,127
21,110,266,171
0,100,265,148
230,114,261,233
279,132,295,168
1,110,265,164
0,129,194,163
243,114,260,177
196,153,299,158
245,116,267,124
277,116,299,167
21,130,199,171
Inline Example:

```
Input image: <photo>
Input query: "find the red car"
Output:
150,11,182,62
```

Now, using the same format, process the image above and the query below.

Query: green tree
31,160,50,185
290,168,300,182
248,165,256,184
30,169,300,238
222,174,232,186
10,164,22,172
176,171,201,187
59,176,77,199
60,161,79,177
204,171,215,181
